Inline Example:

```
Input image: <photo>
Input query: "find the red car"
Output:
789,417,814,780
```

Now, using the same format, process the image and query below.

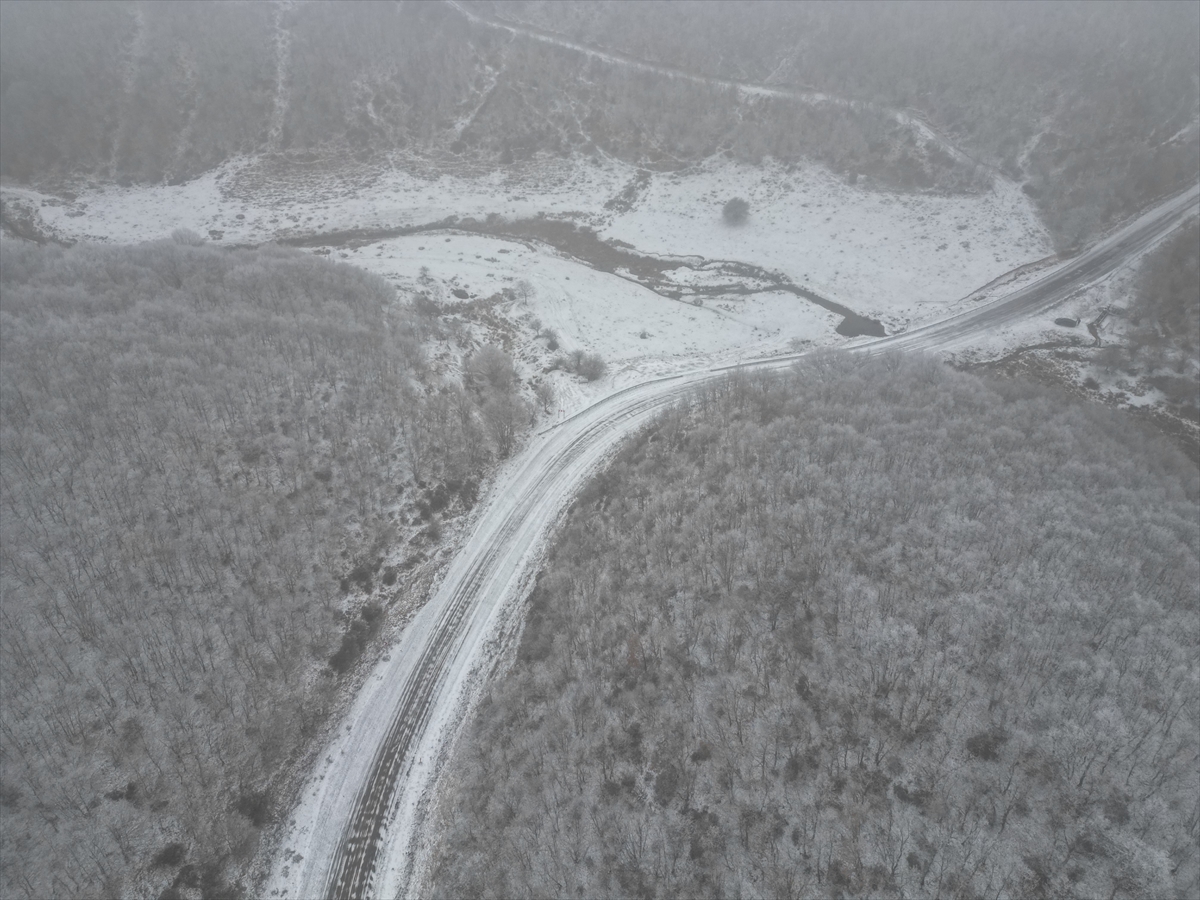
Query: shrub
577,352,607,381
722,197,749,225
232,791,272,827
549,350,606,381
413,293,440,318
171,228,204,245
328,605,383,674
465,344,517,394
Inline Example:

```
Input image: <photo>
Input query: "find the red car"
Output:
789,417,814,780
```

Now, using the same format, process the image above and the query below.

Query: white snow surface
340,232,839,377
5,153,1053,423
598,157,1050,326
6,154,1049,335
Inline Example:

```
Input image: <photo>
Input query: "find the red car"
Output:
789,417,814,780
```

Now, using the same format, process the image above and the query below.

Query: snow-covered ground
3,151,1054,420
2,155,630,245
339,232,838,377
598,156,1050,328
6,153,1048,313
949,257,1198,417
943,189,1200,403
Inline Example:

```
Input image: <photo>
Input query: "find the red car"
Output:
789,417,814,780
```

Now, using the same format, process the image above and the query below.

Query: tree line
427,354,1199,900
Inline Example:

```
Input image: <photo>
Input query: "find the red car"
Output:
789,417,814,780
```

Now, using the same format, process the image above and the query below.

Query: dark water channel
276,215,886,337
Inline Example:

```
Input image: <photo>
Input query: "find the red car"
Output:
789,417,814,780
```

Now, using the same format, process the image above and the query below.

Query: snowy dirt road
264,183,1197,900
868,184,1200,354
266,371,714,900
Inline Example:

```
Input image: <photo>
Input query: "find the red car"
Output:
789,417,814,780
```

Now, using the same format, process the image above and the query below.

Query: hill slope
2,0,1195,247
0,236,537,899
427,356,1199,900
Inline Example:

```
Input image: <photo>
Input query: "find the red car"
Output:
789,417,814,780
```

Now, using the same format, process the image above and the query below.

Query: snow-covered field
3,153,1052,381
598,157,1050,328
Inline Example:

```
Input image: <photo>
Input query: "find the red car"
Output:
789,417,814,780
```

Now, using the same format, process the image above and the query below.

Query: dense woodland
2,1,1197,247
428,356,1199,900
0,238,533,899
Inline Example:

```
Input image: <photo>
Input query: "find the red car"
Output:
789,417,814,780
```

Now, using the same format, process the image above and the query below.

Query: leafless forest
429,356,1198,900
0,238,529,898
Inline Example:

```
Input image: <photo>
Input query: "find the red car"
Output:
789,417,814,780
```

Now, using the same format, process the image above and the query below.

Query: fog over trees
488,0,1199,247
1,0,1196,247
428,357,1198,900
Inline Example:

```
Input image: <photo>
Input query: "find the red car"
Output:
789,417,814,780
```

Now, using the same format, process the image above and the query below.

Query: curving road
872,185,1200,354
267,183,1197,900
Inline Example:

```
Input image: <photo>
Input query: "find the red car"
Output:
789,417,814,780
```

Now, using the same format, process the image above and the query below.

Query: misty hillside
1,3,1197,900
429,357,1199,900
2,0,1197,247
487,0,1200,243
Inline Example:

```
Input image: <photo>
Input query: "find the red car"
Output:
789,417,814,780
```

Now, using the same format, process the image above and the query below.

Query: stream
274,214,888,337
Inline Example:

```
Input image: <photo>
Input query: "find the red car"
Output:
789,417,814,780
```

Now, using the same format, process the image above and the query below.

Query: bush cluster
722,197,749,225
552,348,608,382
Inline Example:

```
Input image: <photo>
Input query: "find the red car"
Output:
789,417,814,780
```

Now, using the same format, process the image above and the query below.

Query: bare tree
534,381,556,414
465,344,517,395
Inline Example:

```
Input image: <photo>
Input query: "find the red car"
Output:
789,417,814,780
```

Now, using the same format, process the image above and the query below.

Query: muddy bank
275,214,885,335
